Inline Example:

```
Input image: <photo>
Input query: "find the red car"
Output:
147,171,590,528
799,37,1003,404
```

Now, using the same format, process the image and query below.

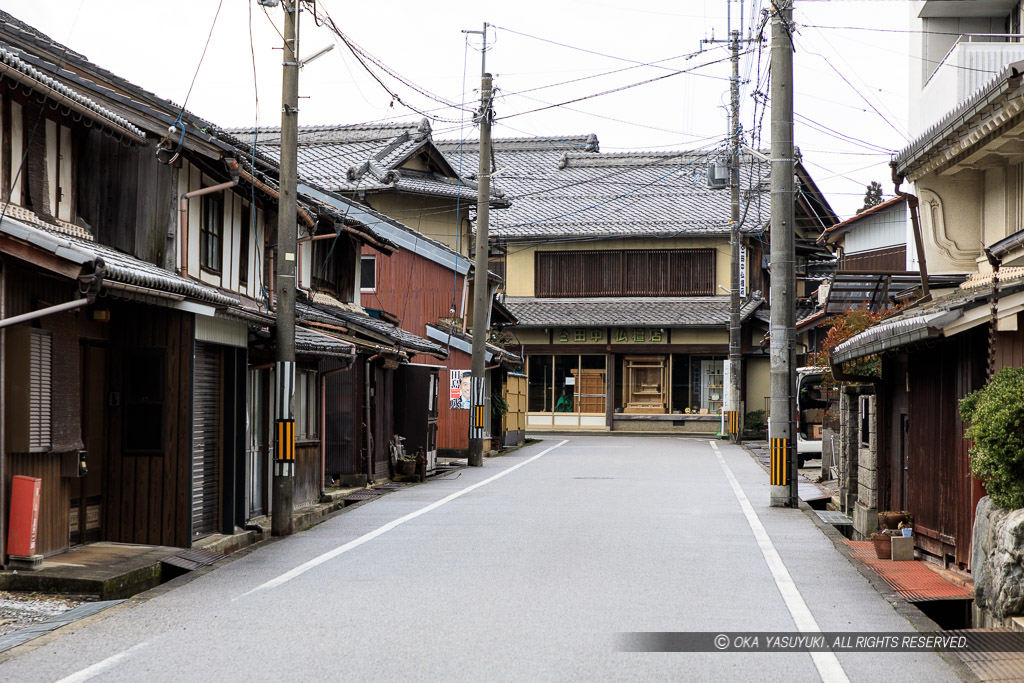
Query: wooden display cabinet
622,355,667,414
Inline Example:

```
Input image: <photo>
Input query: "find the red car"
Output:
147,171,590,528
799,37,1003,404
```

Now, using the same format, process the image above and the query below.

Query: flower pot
396,459,416,476
901,528,912,538
871,534,892,560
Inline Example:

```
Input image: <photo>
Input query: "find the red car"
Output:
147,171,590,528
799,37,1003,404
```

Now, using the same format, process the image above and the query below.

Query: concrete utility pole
769,0,798,508
728,27,743,445
467,23,492,468
272,0,299,535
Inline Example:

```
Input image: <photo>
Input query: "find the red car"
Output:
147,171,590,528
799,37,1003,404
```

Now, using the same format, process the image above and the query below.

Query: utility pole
703,3,749,445
728,27,743,445
769,0,798,508
466,23,492,467
272,0,299,534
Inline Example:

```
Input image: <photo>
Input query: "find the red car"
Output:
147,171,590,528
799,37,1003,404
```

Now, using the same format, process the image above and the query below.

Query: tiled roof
505,295,763,328
435,136,770,241
229,120,501,205
0,41,145,141
895,60,1024,177
0,213,236,307
295,326,356,359
297,299,447,358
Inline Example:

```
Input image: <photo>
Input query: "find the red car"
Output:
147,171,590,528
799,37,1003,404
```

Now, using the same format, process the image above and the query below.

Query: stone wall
837,385,878,539
972,496,1024,628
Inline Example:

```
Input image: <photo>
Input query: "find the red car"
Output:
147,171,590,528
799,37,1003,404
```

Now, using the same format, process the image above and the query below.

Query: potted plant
395,454,417,476
870,529,899,559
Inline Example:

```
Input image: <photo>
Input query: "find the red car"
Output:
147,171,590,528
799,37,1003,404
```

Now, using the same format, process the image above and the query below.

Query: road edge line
237,439,570,598
710,440,850,683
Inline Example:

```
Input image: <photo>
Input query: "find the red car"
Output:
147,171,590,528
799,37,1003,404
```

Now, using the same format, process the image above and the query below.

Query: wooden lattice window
534,249,715,297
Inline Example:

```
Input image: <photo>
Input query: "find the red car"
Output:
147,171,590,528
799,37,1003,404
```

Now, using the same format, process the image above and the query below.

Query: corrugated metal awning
832,310,961,364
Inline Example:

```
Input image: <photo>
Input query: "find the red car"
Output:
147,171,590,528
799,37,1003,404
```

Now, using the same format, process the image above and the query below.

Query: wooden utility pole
769,0,798,508
467,23,491,467
272,0,299,534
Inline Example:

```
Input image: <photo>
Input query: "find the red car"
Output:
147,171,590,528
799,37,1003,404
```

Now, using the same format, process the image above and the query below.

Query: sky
0,0,915,218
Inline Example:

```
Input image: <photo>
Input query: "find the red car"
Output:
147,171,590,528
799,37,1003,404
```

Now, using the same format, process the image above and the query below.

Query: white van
795,366,828,467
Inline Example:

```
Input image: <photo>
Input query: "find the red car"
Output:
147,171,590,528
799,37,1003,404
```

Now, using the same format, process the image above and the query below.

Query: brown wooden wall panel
6,453,69,556
103,304,192,548
294,443,320,509
535,249,715,297
904,328,985,570
841,245,907,272
995,327,1024,370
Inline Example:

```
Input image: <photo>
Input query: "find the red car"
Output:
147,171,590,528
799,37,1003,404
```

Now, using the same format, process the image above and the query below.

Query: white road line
710,440,849,683
54,641,149,683
238,439,570,598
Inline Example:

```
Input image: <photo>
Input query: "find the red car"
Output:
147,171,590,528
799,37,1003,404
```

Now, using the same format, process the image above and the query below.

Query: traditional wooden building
435,136,837,433
0,10,400,562
237,121,521,455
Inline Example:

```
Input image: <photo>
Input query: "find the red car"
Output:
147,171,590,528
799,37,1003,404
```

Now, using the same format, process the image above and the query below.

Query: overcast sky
1,0,914,218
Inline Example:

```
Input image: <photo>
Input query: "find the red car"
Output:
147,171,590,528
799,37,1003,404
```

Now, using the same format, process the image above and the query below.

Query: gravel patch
0,592,85,636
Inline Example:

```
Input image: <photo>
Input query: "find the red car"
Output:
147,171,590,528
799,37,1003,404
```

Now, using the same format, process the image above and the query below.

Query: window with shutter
29,330,51,452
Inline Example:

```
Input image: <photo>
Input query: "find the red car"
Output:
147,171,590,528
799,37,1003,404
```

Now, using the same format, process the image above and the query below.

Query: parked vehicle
796,366,828,467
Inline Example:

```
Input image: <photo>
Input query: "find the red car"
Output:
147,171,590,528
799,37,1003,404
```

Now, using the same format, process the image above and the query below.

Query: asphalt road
0,436,962,682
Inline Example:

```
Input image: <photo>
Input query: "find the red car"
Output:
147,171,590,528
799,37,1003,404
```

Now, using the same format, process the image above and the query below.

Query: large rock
972,496,1024,625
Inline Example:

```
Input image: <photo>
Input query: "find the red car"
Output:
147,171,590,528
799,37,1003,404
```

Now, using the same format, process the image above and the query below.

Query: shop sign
611,327,667,344
554,327,605,344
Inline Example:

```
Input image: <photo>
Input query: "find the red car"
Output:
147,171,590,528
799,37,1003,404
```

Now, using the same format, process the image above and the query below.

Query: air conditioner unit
707,158,729,190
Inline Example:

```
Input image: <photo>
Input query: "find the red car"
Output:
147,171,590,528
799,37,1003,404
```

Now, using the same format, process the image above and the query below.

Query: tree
857,181,883,214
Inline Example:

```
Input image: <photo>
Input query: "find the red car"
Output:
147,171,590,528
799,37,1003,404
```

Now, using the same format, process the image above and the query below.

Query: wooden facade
359,245,465,339
534,249,715,297
878,327,987,570
841,245,907,273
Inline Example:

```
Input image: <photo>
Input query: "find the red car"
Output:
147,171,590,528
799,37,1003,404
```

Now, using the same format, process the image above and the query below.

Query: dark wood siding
325,365,361,478
904,328,985,570
535,249,715,297
841,245,907,272
104,304,193,548
76,129,176,266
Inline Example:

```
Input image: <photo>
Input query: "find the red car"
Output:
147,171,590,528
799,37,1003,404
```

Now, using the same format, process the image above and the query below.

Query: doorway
73,342,106,546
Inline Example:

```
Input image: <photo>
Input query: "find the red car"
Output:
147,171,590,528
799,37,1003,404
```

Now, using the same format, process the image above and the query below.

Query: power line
497,51,749,121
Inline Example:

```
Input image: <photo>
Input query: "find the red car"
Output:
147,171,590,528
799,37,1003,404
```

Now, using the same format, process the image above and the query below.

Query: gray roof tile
505,295,763,328
435,137,770,241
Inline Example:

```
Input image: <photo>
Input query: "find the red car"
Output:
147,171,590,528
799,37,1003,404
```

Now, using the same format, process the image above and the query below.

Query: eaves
896,63,1024,180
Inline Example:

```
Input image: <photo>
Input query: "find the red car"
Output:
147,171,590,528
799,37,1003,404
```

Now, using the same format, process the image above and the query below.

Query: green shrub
960,367,1024,509
744,409,766,433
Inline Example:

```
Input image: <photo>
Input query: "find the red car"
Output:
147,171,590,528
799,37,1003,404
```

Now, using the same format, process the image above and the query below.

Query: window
5,327,52,453
360,255,376,291
528,354,606,414
124,348,165,455
296,370,318,441
239,204,251,285
200,192,223,273
534,249,715,297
